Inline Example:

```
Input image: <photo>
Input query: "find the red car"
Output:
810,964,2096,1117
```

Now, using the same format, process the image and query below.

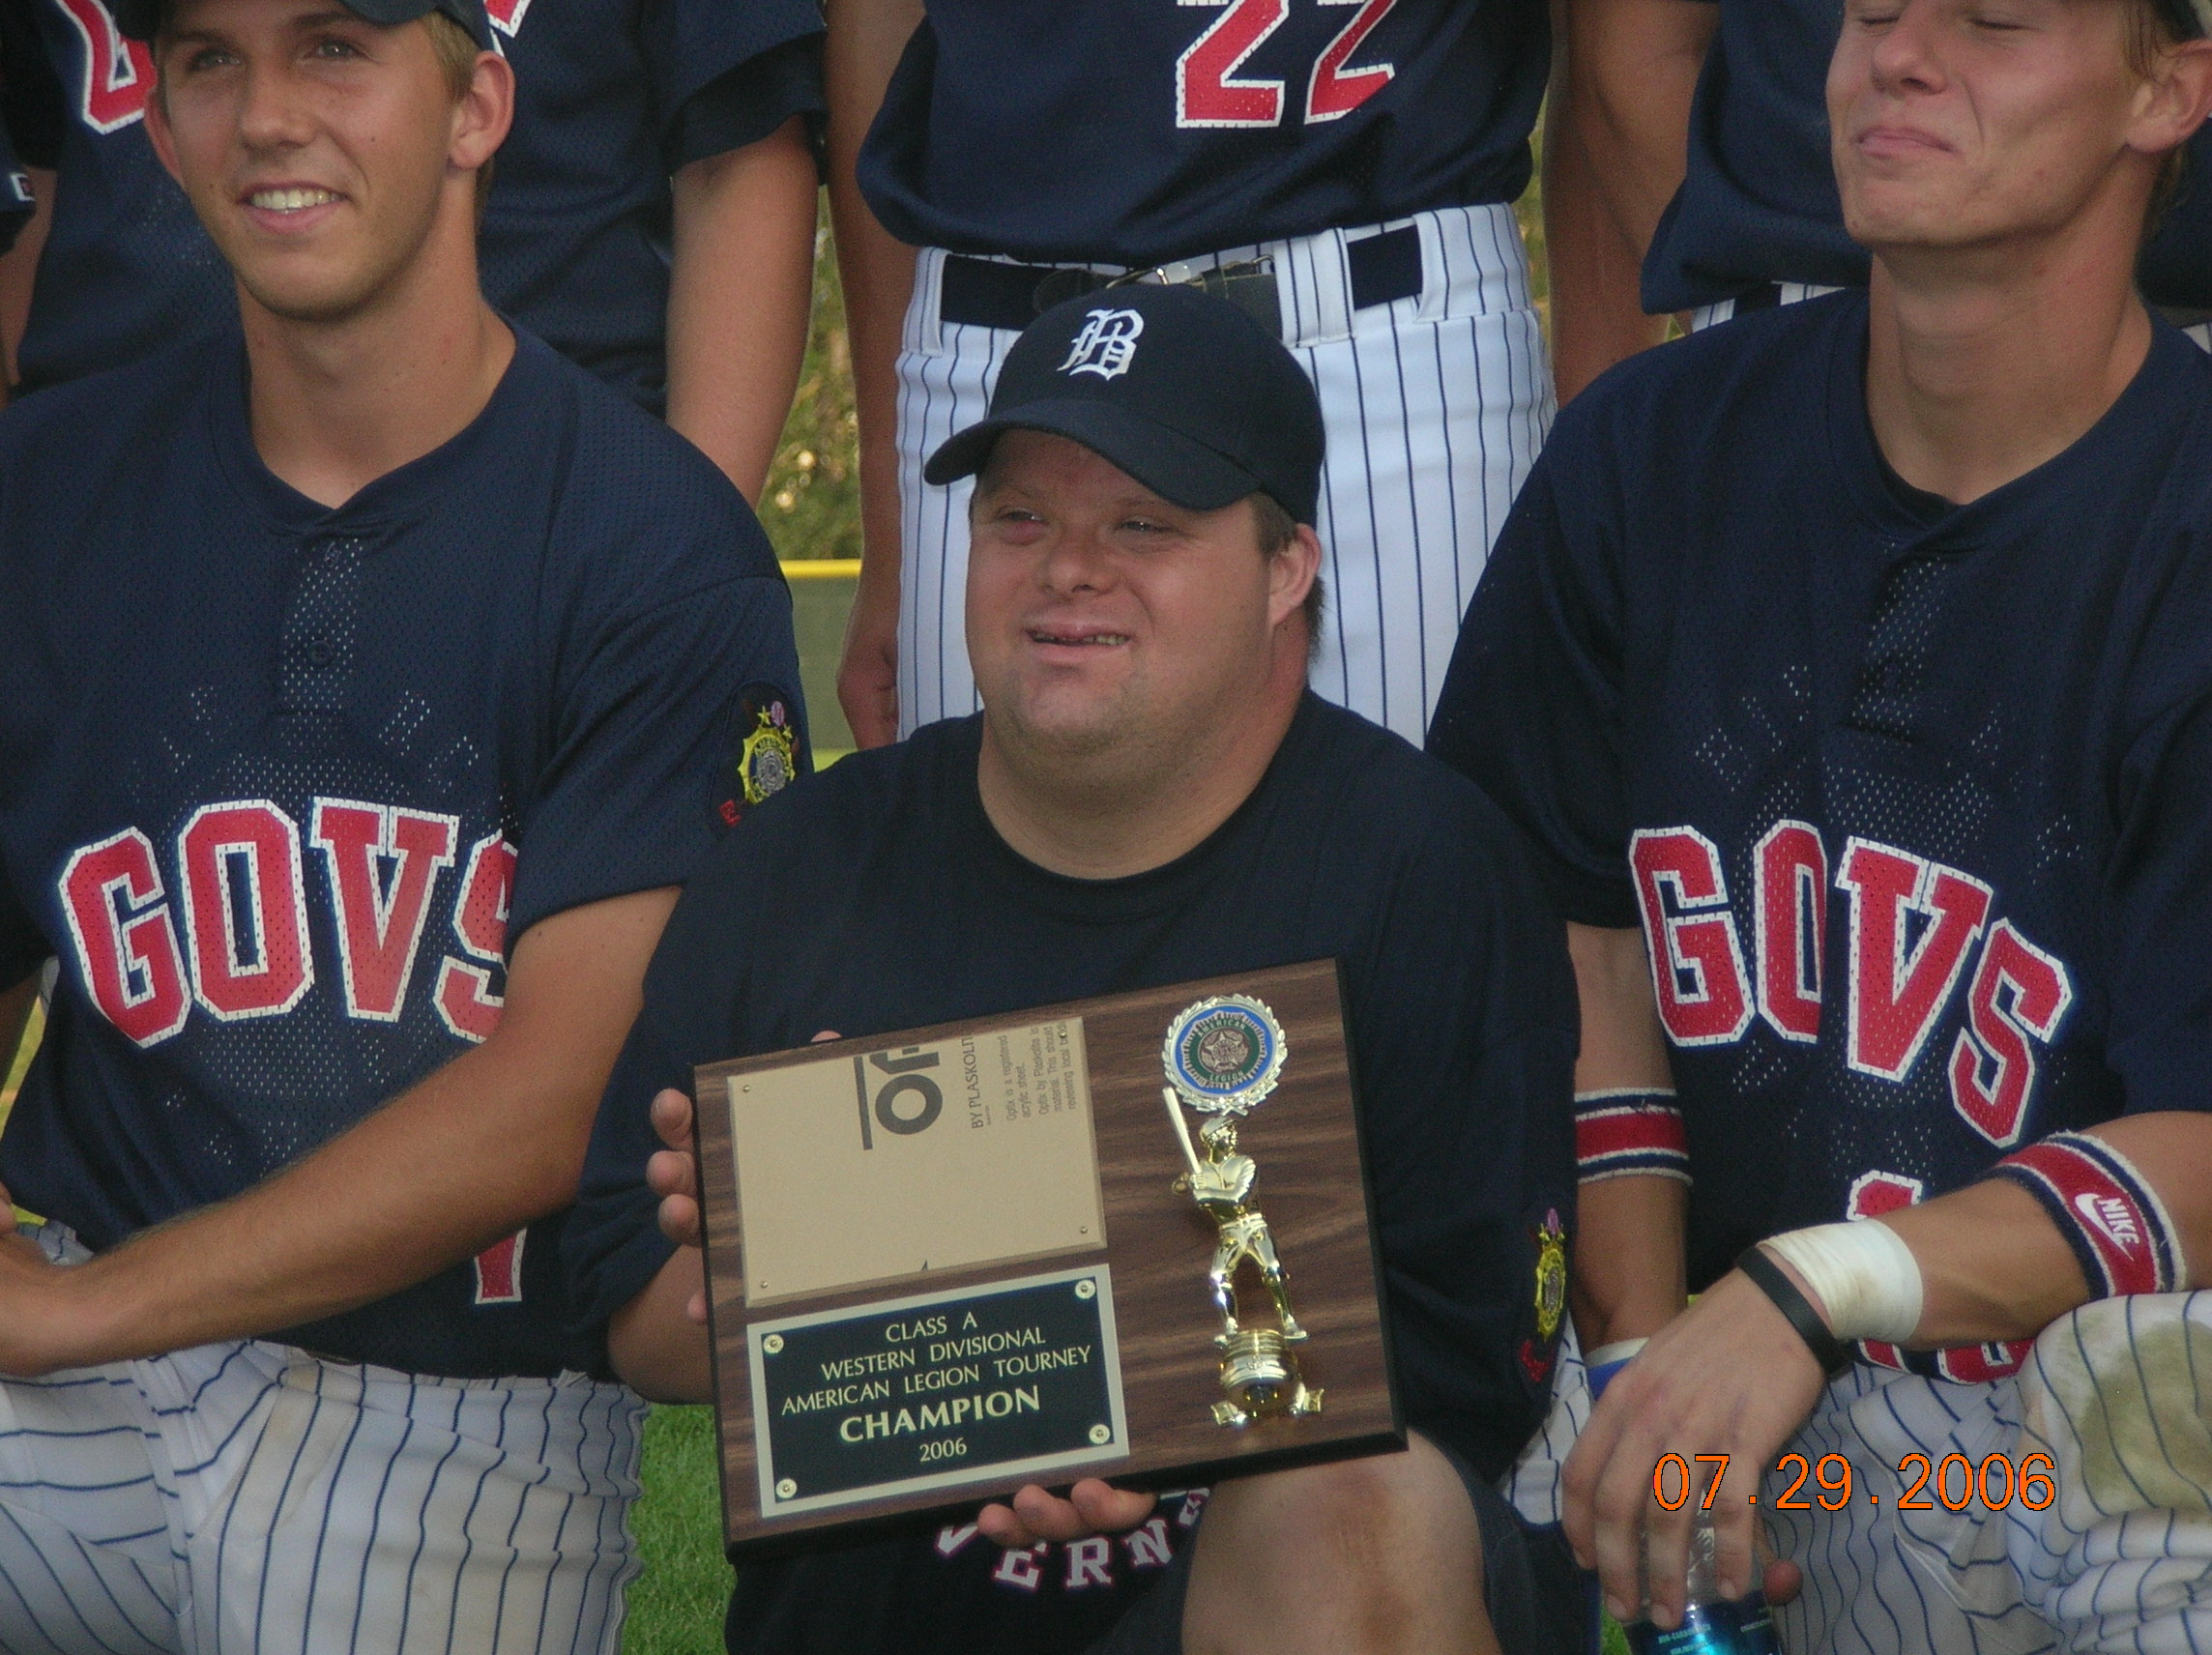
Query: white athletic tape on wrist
1761,1220,1924,1345
1987,1131,2184,1298
1572,1089,1689,1184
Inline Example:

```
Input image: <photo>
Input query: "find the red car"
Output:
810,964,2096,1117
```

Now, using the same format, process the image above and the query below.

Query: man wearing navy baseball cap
568,283,1586,1655
115,0,496,52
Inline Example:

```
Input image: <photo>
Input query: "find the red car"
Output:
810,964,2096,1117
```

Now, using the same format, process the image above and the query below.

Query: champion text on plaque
692,960,1401,1555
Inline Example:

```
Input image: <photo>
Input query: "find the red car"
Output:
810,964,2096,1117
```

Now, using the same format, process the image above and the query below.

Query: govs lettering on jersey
1631,821,2076,1382
58,800,515,1049
55,798,529,1308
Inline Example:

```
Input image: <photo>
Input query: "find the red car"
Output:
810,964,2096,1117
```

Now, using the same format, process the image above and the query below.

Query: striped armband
1986,1132,2185,1299
1573,1089,1690,1184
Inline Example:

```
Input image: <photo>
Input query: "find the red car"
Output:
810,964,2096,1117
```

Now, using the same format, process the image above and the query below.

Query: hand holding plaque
690,961,1400,1554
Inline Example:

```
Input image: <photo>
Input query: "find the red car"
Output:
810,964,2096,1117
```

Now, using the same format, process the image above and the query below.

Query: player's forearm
825,0,922,582
667,120,821,506
0,971,41,1081
1545,0,1713,401
57,1040,602,1364
12,888,678,1373
1854,1112,2212,1349
1572,1175,1688,1350
609,1249,714,1402
0,166,55,396
1568,921,1672,1094
1544,108,1669,405
1565,922,1688,1347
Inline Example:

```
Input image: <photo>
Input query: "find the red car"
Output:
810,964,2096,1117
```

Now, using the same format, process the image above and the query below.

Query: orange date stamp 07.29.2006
1651,1452,2057,1515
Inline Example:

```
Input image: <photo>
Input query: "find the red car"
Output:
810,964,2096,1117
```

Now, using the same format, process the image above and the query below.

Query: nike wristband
1986,1132,2184,1299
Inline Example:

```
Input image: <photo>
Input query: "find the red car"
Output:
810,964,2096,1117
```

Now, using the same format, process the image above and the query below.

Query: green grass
624,1408,734,1652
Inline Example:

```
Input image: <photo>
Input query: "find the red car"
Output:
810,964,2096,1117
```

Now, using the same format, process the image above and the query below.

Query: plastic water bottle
1623,1511,1780,1655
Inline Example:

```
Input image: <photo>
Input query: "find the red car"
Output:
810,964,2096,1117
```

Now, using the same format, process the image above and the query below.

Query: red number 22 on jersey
1177,0,1398,130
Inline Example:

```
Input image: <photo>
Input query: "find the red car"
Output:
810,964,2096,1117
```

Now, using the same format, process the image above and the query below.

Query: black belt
937,223,1424,337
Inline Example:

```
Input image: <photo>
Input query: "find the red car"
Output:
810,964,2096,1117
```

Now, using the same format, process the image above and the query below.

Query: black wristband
1735,1245,1854,1379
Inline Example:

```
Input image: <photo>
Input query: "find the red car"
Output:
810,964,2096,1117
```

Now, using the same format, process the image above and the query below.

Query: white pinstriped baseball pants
1510,1294,2212,1653
892,203,1557,745
0,1227,644,1655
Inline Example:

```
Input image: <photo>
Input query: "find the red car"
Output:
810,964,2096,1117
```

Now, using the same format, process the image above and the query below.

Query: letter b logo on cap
1058,309,1146,380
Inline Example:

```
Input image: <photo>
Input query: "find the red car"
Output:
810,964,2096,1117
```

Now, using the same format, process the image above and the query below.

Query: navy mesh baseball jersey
0,326,805,1379
1641,0,2212,312
0,0,825,405
857,0,1548,266
1431,292,2212,1379
568,697,1578,1652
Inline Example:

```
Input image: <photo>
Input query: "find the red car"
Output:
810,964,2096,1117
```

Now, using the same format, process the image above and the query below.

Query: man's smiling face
146,0,486,324
965,429,1306,766
1830,0,2177,255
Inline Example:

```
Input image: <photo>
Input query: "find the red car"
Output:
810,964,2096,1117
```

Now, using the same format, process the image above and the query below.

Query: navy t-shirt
0,0,826,406
1642,0,2212,311
1431,294,2212,1330
0,326,805,1379
857,0,1548,267
567,696,1578,1652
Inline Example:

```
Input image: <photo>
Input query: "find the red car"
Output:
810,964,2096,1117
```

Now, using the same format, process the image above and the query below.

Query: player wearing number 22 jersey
837,0,1556,750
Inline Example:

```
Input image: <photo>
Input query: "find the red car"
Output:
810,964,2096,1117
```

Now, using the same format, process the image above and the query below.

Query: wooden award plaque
691,958,1401,1556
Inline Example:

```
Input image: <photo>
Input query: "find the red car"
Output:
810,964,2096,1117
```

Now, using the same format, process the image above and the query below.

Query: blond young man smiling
0,0,802,1646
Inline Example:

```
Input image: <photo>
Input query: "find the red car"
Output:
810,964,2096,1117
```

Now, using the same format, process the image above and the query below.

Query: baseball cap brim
115,0,495,48
924,399,1269,516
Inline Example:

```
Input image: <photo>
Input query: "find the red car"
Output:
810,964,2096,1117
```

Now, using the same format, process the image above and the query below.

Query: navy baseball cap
925,284,1325,527
116,0,497,50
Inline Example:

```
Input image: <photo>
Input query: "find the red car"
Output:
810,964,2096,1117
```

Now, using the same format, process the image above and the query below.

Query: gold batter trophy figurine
1161,996,1324,1427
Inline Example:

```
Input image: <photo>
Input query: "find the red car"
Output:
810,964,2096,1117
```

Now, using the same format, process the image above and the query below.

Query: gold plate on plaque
726,1018,1107,1305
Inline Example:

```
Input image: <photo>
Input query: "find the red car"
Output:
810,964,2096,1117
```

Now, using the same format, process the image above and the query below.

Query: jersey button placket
279,536,368,714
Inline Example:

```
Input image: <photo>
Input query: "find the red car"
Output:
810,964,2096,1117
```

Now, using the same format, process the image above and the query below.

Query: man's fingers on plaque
655,1191,702,1249
994,1485,1091,1546
645,1146,698,1202
649,1088,695,1153
975,1498,1046,1548
687,1287,709,1326
809,1030,841,1043
1067,1479,1154,1534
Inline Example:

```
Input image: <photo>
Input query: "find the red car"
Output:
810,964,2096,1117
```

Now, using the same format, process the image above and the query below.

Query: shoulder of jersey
511,328,781,581
0,330,213,450
1297,700,1540,870
1552,292,1852,456
694,723,922,879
